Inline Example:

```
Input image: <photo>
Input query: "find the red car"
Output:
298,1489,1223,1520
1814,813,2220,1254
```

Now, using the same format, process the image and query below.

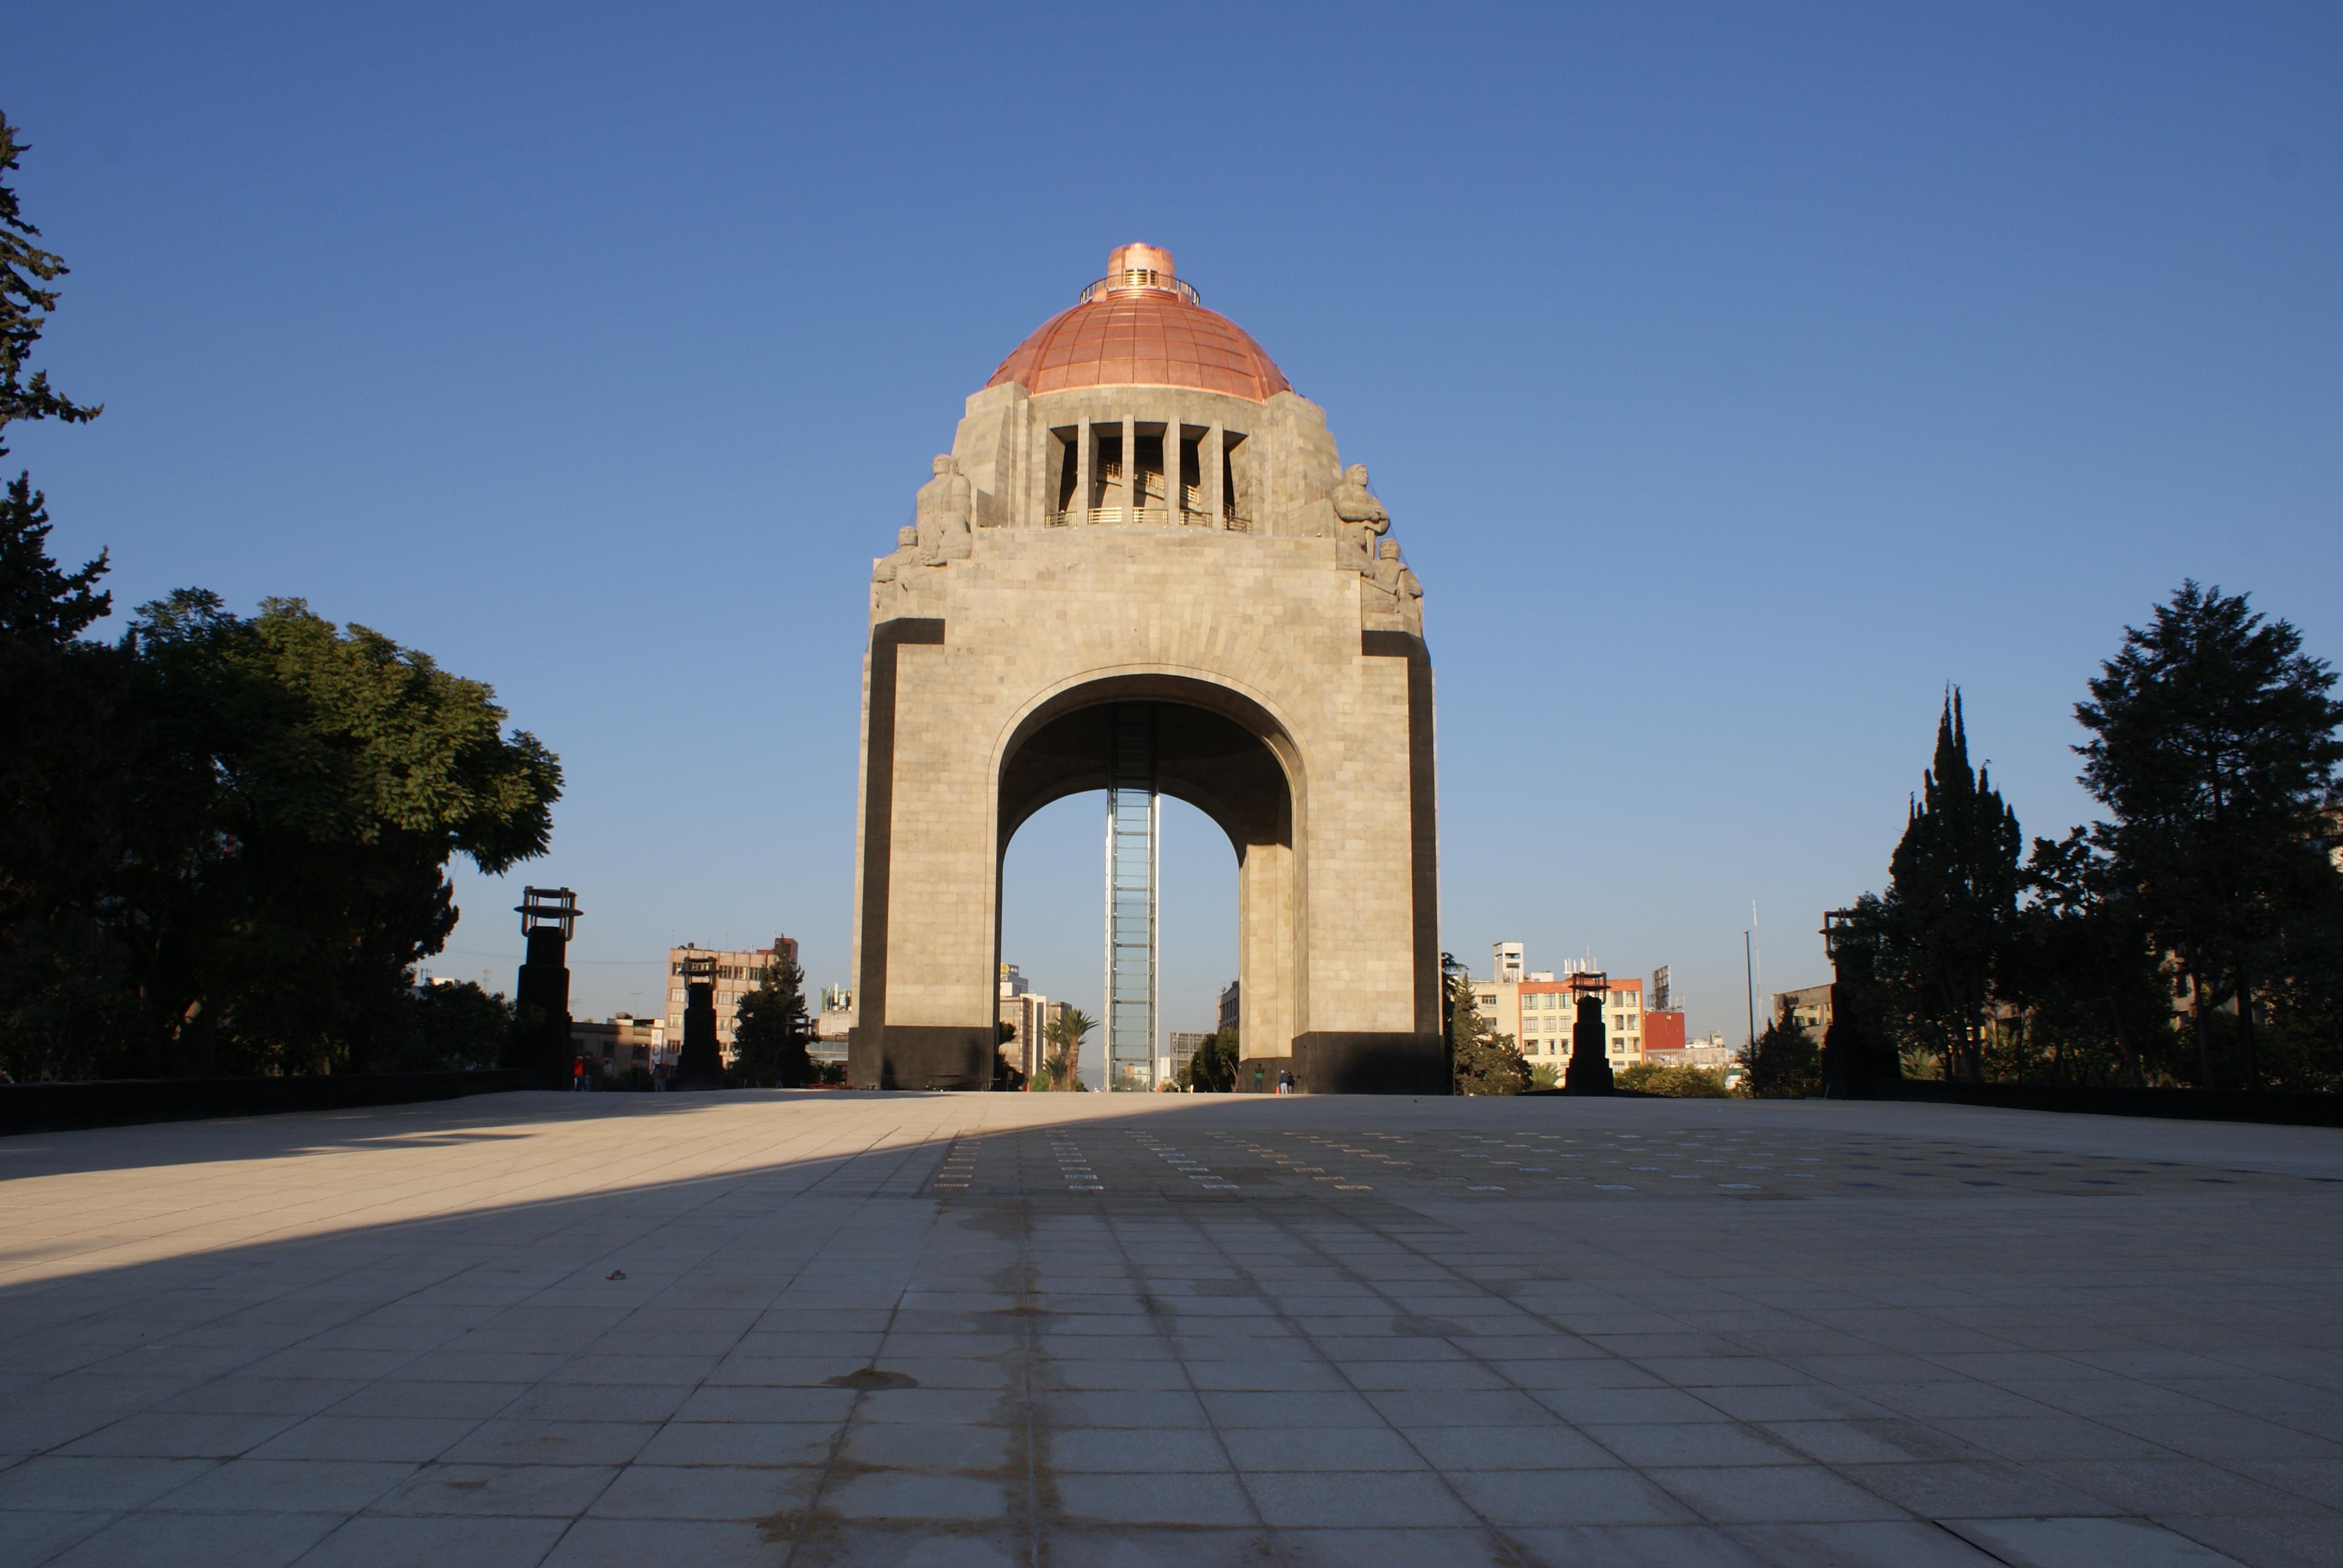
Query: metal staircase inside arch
1104,705,1159,1092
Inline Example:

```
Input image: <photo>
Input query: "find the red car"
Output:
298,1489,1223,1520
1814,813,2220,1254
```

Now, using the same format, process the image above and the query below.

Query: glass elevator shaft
1104,705,1159,1091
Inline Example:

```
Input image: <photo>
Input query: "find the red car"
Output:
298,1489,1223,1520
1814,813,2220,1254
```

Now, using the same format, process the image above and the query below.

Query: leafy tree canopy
1615,1062,1729,1097
2,592,561,1080
1182,1027,1237,1092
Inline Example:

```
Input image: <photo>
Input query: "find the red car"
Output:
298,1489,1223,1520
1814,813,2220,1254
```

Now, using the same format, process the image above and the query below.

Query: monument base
848,1025,997,1091
1293,1031,1449,1095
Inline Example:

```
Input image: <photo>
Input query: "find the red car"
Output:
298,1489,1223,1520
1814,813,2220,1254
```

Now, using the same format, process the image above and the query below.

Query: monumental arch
848,245,1442,1094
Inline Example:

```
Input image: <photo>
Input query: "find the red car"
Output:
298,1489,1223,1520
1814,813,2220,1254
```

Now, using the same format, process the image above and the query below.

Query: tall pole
1744,929,1756,1050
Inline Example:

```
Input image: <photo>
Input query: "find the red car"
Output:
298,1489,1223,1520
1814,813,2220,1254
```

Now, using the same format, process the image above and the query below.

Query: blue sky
9,2,2340,1048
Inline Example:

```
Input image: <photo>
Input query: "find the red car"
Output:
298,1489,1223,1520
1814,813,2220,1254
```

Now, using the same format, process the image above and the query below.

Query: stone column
1075,421,1091,523
1206,423,1225,528
1121,416,1136,520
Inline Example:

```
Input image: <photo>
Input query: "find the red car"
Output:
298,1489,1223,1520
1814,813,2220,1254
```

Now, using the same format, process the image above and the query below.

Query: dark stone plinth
1564,993,1615,1094
674,979,725,1089
512,926,574,1087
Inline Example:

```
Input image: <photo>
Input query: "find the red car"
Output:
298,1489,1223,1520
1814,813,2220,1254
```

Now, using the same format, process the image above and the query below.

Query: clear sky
9,3,2341,1053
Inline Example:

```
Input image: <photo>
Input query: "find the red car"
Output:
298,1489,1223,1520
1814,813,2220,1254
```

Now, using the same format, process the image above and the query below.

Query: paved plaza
2,1092,2341,1566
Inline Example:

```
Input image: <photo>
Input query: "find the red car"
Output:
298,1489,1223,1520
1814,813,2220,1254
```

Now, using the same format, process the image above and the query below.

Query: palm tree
1041,1006,1096,1091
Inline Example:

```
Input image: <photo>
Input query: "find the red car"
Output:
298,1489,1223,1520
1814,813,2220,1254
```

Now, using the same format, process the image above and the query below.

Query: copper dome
988,245,1292,402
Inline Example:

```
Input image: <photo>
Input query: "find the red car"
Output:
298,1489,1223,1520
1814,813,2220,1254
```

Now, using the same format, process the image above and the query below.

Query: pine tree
2076,583,2343,1088
732,946,812,1086
1738,999,1820,1097
1448,969,1529,1094
1,112,100,452
1,474,107,647
1884,690,2023,1080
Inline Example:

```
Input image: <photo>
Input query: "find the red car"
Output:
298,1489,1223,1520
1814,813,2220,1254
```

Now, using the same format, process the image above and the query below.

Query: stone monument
849,244,1442,1093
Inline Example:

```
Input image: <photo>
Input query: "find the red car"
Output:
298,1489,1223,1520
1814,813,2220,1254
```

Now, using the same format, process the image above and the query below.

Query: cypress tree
1885,690,2024,1081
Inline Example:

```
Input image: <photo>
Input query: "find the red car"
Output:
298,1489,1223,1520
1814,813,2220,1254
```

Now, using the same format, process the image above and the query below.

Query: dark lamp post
673,950,725,1090
512,887,582,1086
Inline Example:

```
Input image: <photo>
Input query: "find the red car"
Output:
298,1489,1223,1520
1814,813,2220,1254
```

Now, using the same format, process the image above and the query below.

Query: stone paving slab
2,1091,2341,1564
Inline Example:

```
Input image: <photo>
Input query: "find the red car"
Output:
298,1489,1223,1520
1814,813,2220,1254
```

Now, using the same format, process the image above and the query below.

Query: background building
1774,982,1832,1037
1647,1030,1739,1072
569,1013,666,1075
1217,981,1240,1036
1168,1031,1209,1085
814,985,853,1068
997,963,1065,1085
666,938,796,1063
1473,942,1646,1070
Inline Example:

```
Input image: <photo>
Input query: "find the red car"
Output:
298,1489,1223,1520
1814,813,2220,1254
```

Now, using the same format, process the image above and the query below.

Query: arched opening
998,792,1236,1089
994,678,1306,1089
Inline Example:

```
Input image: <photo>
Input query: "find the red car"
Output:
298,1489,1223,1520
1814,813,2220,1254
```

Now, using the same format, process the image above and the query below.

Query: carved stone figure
1376,538,1423,606
916,453,974,565
1331,463,1391,528
871,526,922,613
872,525,918,583
1331,463,1389,574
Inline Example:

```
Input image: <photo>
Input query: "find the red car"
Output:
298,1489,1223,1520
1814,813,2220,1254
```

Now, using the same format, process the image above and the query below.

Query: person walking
572,1056,586,1091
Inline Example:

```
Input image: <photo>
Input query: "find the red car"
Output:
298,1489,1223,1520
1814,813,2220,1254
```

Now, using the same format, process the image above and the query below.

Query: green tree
993,1019,1025,1091
0,116,562,1082
1182,1027,1237,1091
3,591,561,1079
1448,969,1528,1094
113,594,561,1076
1878,690,2023,1081
1,472,106,645
2076,583,2343,1088
377,981,514,1073
2002,829,2172,1086
1039,1005,1094,1091
1738,999,1820,1097
1527,1061,1561,1091
1,113,100,454
732,946,811,1086
1616,1062,1730,1097
2258,881,2343,1090
0,111,123,1079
